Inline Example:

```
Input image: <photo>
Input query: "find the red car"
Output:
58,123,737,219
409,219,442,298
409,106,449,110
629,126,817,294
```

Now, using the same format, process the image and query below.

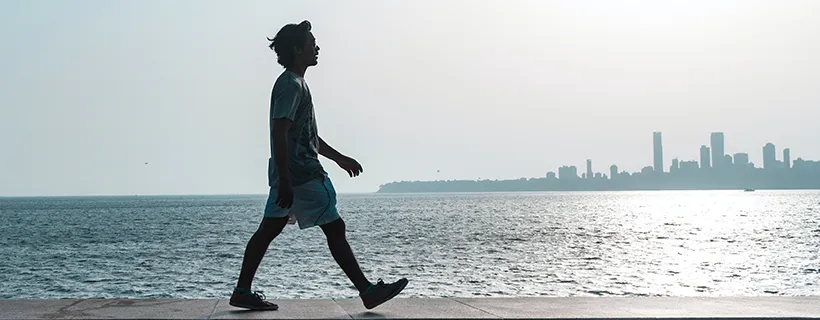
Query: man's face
297,32,319,67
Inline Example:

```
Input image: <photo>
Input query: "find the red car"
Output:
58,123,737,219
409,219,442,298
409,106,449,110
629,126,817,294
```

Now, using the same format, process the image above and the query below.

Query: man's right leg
236,216,290,290
230,216,289,310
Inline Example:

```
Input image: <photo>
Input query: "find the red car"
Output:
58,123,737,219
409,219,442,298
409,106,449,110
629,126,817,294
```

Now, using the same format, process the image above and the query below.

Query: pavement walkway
1,296,819,319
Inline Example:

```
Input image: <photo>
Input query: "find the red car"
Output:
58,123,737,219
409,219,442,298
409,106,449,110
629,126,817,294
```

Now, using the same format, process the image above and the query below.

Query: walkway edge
1,297,818,319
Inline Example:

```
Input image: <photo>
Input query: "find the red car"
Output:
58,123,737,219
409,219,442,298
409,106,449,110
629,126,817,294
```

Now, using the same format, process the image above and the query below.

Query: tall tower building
783,148,791,169
610,165,618,180
710,132,724,169
763,143,776,170
586,159,593,179
700,145,711,169
653,132,663,173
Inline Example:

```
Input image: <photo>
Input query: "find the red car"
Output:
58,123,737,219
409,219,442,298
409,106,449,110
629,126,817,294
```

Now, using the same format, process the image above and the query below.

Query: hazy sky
1,0,819,196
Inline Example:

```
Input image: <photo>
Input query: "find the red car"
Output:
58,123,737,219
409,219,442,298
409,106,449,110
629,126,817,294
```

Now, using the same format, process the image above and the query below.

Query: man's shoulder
273,70,304,91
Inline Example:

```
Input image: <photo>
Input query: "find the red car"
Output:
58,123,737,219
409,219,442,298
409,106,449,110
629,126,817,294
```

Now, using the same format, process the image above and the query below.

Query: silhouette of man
230,20,408,311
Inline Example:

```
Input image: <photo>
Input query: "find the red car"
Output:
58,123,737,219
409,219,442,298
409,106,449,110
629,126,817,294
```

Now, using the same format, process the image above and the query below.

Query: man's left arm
318,136,363,177
318,136,345,162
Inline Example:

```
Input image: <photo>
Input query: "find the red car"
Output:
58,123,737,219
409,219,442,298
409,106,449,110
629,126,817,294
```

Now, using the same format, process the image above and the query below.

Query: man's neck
287,65,308,77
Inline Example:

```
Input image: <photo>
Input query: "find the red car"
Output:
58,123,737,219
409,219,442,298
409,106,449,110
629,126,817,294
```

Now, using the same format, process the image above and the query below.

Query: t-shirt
267,70,325,187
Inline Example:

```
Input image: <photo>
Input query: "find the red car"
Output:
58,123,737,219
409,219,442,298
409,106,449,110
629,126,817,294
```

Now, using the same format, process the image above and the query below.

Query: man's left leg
319,217,408,309
302,174,408,309
320,218,372,293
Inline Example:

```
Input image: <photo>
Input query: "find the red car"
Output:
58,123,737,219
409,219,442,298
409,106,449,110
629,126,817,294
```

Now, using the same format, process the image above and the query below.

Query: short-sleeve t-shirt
268,70,325,187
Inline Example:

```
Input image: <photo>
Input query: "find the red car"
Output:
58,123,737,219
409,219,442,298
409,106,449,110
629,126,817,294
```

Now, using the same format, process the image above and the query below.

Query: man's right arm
272,118,292,186
270,81,301,187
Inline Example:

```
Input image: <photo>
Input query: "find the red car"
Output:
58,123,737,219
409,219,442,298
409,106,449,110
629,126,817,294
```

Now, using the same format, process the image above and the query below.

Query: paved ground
1,297,819,319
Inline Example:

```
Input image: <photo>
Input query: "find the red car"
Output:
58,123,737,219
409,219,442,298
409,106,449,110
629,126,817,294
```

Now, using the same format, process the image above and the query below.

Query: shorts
264,172,340,229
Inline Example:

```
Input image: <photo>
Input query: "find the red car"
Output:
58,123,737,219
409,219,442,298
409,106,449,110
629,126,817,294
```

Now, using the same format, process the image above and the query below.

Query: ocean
1,190,818,300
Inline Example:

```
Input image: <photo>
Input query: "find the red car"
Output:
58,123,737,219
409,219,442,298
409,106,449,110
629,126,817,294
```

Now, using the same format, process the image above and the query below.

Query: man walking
230,20,408,311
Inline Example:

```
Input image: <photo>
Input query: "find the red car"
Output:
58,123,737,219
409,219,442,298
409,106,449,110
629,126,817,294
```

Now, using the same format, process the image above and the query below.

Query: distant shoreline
3,188,820,198
376,186,820,194
376,174,820,193
0,192,375,198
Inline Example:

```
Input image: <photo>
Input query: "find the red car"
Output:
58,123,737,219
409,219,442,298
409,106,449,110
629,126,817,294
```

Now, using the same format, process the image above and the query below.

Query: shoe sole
229,300,279,311
364,279,409,310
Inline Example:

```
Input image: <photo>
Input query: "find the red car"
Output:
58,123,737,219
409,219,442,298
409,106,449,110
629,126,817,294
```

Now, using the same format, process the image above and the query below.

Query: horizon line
0,191,379,198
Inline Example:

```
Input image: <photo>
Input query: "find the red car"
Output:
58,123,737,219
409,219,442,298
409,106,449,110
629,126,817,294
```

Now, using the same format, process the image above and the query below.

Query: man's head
268,20,319,69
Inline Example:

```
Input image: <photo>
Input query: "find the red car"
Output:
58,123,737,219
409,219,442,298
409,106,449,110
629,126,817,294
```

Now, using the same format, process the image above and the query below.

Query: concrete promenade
1,297,819,319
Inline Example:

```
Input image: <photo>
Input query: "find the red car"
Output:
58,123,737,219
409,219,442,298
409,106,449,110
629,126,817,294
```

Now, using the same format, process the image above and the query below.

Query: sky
1,0,819,196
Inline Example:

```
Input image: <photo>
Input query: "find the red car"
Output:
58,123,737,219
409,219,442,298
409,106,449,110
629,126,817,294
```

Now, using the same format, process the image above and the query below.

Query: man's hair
267,20,312,68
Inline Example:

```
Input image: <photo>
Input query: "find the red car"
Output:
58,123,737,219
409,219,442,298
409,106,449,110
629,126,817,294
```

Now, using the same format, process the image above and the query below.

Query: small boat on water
743,188,755,192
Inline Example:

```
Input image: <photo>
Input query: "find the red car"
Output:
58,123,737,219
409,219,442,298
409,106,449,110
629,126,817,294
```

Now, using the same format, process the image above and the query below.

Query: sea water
1,190,818,299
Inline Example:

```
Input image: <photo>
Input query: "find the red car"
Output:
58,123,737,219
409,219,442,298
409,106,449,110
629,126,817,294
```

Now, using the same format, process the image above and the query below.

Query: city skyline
378,130,820,193
552,131,815,181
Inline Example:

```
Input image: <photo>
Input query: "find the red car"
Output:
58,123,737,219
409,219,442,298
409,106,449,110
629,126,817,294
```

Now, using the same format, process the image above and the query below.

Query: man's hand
275,181,294,208
317,136,363,178
336,155,363,178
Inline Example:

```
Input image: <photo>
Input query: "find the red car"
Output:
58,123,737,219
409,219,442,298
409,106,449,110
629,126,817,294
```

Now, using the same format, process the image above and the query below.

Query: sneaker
360,278,409,309
229,288,279,311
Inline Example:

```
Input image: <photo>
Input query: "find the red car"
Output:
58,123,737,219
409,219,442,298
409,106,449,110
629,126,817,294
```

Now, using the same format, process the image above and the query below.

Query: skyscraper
734,153,749,168
653,132,663,173
558,166,578,180
724,154,733,166
783,148,791,169
710,132,724,169
700,145,711,169
586,159,592,179
763,143,776,170
610,165,618,180
680,160,699,171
